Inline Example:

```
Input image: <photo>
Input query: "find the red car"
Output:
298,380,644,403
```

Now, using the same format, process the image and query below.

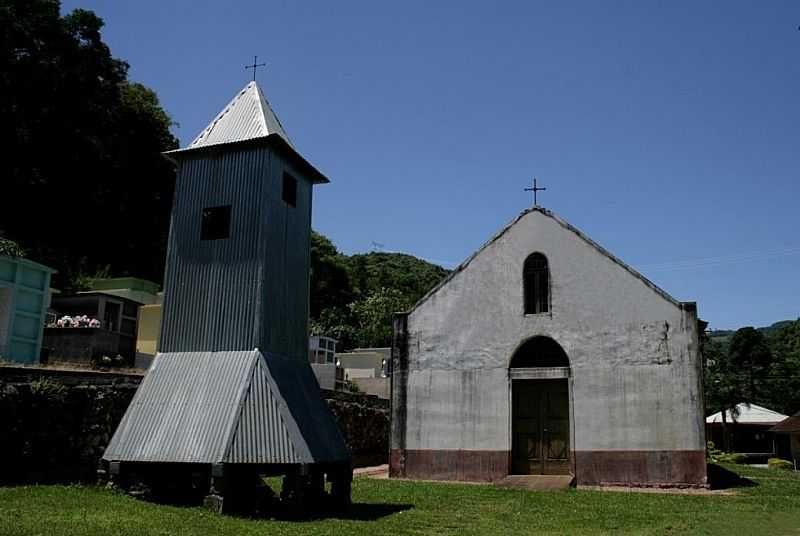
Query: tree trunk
721,408,730,452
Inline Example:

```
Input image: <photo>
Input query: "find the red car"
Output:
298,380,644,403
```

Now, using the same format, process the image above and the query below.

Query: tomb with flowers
42,291,141,366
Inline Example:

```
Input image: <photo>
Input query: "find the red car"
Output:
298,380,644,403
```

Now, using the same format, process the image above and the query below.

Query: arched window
509,336,568,368
523,253,549,314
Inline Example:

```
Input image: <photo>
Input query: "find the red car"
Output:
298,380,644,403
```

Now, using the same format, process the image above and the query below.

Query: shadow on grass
267,502,414,522
123,489,414,522
707,463,757,490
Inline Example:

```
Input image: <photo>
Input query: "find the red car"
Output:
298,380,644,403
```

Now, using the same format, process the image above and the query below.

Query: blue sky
61,1,800,329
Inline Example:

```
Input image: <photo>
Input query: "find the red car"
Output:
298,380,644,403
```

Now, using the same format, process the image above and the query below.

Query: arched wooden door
510,337,571,475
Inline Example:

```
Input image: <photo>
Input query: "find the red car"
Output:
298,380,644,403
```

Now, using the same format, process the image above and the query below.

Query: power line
636,245,800,273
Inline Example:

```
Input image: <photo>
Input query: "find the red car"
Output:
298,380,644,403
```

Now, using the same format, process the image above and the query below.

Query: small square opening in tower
200,205,232,240
282,172,297,207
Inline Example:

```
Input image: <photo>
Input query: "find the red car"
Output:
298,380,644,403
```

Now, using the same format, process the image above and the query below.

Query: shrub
0,238,25,258
343,379,362,394
768,458,795,471
30,378,67,403
91,354,127,369
706,442,747,464
706,441,723,462
722,453,748,464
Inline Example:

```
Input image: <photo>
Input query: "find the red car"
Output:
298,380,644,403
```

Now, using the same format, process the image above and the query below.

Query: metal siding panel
160,148,265,353
289,174,312,360
161,145,313,359
226,356,299,463
260,151,287,355
104,351,256,463
257,151,312,360
105,350,347,465
261,352,351,463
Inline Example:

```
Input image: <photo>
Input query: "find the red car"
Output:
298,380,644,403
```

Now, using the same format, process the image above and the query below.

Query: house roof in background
706,403,788,425
769,411,800,433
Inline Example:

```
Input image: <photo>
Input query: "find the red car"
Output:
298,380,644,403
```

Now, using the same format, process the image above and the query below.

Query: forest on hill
310,231,449,350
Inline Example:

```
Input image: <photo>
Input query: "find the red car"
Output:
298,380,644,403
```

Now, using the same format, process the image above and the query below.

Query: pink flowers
54,315,102,328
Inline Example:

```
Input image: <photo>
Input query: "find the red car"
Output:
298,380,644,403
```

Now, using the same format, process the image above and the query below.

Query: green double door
512,379,570,475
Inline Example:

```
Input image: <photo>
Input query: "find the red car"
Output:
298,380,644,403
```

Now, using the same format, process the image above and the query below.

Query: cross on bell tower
524,177,547,207
245,55,267,81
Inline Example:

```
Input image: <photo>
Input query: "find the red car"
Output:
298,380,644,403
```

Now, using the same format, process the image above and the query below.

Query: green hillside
344,252,449,307
310,231,449,350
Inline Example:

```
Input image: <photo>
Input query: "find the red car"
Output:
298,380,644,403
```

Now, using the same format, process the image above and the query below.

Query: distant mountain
709,320,797,347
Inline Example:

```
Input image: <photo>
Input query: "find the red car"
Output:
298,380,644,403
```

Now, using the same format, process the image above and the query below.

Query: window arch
509,336,568,368
523,252,549,314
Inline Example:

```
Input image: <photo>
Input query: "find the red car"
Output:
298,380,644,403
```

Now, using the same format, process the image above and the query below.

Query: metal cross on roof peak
245,55,267,82
524,177,547,207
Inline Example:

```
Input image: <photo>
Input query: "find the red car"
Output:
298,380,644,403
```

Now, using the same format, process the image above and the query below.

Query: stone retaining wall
0,365,389,484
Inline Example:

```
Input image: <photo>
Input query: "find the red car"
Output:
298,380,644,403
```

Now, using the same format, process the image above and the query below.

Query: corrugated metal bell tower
103,81,351,514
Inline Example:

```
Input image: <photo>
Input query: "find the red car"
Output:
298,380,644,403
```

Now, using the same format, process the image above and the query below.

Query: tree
349,287,409,349
310,231,353,319
763,319,800,415
705,319,800,449
309,306,357,350
308,231,449,351
702,331,739,451
728,327,773,402
0,0,178,289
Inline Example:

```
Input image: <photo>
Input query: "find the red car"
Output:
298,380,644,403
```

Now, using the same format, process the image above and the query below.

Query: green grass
1,465,799,536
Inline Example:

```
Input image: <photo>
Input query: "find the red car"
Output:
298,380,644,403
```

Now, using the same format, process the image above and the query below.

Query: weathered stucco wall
392,209,706,485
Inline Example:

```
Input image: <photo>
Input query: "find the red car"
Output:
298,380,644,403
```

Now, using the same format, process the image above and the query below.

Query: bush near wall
768,458,795,471
706,442,747,464
0,372,389,485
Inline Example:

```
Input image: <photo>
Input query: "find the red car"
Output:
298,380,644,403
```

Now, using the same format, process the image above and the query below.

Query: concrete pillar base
203,494,225,514
204,465,260,515
329,466,352,508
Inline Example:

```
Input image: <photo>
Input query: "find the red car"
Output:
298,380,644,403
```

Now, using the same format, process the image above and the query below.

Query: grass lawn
1,465,799,536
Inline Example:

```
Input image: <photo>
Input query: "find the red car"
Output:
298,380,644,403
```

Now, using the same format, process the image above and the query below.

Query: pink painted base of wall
390,449,707,486
574,450,706,486
390,449,509,482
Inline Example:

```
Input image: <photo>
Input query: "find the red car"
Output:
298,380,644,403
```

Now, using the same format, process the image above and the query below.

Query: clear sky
61,0,800,330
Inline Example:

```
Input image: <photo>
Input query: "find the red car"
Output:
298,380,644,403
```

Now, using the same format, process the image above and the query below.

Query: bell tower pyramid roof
164,81,329,184
173,81,291,152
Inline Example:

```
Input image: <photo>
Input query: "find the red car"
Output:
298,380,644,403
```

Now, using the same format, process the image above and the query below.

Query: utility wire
636,246,800,273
